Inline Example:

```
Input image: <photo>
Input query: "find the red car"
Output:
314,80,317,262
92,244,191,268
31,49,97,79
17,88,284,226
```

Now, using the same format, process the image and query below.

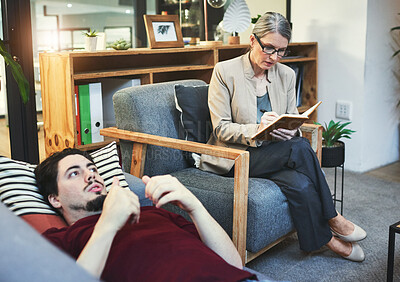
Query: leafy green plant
315,120,355,147
251,14,261,24
0,39,29,104
82,29,98,37
110,39,131,50
391,13,400,57
391,14,400,108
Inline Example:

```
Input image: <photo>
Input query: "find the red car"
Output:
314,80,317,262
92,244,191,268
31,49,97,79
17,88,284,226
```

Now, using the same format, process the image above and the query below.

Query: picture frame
143,15,184,49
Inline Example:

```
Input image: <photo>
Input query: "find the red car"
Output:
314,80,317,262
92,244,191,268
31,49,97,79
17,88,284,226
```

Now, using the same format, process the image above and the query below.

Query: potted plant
391,14,400,108
251,14,261,24
0,38,29,103
83,29,98,52
391,14,400,58
316,120,355,167
110,39,131,50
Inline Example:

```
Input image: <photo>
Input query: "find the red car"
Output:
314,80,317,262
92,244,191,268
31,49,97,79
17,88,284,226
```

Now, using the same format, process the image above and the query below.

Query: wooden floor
366,161,400,183
0,116,399,182
0,115,46,162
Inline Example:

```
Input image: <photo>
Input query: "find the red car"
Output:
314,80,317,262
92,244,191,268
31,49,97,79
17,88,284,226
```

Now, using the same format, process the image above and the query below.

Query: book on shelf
251,101,322,141
102,78,141,128
286,63,304,107
78,84,92,145
76,79,142,145
74,85,81,146
89,82,104,143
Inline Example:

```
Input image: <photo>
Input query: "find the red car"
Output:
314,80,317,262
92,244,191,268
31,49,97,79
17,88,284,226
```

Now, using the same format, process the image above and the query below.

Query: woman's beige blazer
199,52,298,174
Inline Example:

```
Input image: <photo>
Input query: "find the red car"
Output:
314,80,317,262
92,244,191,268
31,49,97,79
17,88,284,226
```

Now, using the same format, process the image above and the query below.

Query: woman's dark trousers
246,137,337,252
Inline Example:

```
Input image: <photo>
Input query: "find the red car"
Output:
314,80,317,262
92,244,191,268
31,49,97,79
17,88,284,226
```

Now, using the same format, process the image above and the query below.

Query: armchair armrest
100,127,249,263
300,123,323,164
100,124,323,263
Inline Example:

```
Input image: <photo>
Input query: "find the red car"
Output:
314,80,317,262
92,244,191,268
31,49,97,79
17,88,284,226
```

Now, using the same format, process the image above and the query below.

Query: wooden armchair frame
100,123,322,264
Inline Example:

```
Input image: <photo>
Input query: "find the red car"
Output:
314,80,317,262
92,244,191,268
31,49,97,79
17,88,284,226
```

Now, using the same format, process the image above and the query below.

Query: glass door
0,2,10,159
1,0,39,163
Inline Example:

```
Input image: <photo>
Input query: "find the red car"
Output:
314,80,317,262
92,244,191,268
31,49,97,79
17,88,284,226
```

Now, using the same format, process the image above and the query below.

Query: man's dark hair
34,148,94,207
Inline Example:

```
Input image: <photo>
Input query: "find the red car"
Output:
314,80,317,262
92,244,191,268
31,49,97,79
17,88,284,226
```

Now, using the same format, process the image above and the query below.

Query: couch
102,79,322,263
0,167,271,281
0,170,150,282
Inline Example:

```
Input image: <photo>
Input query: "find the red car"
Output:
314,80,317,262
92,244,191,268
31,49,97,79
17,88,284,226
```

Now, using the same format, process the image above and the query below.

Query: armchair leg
232,152,250,264
130,143,147,178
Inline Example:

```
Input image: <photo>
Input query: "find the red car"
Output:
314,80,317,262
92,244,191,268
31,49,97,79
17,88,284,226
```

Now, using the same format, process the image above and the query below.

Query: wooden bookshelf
39,42,317,156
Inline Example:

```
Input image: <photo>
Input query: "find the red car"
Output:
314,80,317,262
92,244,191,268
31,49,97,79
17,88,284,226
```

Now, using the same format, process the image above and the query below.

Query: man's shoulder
42,214,100,236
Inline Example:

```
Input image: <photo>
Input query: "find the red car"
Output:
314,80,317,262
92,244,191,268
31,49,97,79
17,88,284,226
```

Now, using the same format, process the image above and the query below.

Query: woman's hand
259,112,298,141
259,111,279,131
270,128,298,141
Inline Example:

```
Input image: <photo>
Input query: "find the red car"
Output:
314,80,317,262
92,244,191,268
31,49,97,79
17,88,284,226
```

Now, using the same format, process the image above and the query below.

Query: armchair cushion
114,80,208,175
174,84,212,166
174,84,212,144
167,168,294,253
112,79,302,258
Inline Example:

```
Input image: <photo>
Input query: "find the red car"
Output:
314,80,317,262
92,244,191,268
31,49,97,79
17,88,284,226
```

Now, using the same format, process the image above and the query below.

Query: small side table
387,221,400,282
321,142,345,215
322,163,345,215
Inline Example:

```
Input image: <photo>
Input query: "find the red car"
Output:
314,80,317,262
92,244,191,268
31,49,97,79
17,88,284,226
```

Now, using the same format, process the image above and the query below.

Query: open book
251,101,322,141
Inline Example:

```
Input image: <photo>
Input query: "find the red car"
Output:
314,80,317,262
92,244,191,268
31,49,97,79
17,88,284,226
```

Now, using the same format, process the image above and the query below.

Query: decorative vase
228,36,240,44
321,141,345,167
85,37,97,52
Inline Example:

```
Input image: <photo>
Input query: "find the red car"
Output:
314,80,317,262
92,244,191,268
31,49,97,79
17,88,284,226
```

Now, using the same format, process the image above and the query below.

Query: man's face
50,154,107,221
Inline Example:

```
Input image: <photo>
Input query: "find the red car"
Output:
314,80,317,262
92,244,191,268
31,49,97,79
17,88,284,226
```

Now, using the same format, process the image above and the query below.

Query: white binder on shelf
89,82,104,143
102,78,141,128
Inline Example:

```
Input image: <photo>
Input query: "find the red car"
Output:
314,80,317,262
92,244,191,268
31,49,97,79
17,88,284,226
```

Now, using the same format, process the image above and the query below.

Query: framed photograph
143,15,184,49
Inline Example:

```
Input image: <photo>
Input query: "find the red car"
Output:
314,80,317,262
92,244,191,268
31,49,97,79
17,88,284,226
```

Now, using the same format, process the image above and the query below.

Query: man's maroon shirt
43,206,255,282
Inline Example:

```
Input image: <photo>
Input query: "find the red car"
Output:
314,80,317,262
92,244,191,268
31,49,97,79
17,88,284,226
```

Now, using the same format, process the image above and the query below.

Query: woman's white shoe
342,242,365,262
331,223,367,242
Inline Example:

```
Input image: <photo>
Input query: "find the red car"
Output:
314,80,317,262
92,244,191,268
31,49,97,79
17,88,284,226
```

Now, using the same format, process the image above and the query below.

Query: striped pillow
90,141,129,190
0,141,128,216
0,158,49,216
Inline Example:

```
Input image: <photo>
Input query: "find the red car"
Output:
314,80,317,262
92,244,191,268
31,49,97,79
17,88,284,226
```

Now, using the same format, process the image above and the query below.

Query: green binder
78,84,92,145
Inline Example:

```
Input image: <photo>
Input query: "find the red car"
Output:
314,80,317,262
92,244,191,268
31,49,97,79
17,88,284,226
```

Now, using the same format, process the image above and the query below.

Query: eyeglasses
253,34,289,57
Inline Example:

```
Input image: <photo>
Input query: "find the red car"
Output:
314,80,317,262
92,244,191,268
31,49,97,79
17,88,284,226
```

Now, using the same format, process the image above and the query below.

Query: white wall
291,0,400,172
238,0,400,172
240,0,286,43
363,0,400,171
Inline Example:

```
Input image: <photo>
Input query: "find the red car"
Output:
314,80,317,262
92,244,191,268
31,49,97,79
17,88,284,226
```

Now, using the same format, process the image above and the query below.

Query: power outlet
336,100,352,120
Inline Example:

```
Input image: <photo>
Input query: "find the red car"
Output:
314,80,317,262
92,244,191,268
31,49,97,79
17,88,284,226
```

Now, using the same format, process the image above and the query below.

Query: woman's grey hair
252,12,292,42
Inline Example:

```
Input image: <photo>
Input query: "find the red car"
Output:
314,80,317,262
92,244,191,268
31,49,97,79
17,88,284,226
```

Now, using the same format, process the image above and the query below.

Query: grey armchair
101,79,322,263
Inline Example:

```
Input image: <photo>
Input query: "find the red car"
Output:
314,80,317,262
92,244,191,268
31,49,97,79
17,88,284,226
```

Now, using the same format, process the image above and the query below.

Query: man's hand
99,177,140,232
142,175,243,268
142,175,202,215
77,177,140,278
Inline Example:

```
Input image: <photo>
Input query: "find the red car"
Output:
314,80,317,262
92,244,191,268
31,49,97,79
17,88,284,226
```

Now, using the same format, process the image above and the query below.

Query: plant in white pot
83,29,98,52
316,120,356,167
